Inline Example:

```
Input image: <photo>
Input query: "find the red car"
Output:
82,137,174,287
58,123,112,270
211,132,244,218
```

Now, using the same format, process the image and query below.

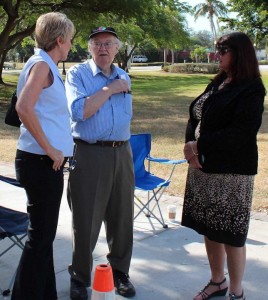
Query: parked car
3,63,14,70
132,55,148,63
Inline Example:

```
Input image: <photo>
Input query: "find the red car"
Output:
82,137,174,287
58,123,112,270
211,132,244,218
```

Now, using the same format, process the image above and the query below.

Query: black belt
75,139,127,148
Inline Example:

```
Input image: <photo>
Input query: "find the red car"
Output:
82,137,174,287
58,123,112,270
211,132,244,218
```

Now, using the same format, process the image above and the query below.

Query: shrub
165,63,219,74
162,65,170,72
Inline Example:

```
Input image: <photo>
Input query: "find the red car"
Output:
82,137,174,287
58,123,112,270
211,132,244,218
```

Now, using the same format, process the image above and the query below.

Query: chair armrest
147,156,187,165
0,175,22,188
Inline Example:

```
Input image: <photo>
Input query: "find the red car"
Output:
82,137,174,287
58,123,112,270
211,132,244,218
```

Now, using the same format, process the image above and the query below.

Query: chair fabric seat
0,206,29,239
135,174,170,191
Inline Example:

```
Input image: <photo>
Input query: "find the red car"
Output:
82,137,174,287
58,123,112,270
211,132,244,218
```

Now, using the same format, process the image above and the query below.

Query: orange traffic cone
91,264,116,300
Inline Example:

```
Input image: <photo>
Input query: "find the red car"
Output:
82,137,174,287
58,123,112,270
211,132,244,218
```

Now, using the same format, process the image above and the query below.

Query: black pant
11,150,65,300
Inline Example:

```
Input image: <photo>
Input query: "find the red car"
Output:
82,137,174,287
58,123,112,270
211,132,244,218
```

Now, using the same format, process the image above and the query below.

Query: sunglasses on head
216,45,232,56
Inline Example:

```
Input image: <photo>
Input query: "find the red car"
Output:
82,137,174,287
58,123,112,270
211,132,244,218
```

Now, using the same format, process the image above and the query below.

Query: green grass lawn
0,69,267,211
130,70,268,211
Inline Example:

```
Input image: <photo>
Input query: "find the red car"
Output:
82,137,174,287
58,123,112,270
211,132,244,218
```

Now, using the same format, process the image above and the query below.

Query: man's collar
89,59,117,78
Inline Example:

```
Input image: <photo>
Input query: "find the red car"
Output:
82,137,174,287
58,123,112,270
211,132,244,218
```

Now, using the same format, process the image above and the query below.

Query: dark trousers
11,150,65,300
67,141,135,286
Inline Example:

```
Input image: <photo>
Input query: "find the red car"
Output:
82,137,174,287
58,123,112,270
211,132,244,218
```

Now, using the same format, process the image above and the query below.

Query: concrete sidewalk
1,161,268,300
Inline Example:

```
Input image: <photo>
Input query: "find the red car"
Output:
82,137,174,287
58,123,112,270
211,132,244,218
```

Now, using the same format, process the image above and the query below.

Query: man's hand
108,79,129,95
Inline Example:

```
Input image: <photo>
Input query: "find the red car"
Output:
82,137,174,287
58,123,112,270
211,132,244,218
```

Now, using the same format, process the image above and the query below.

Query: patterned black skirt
181,166,254,247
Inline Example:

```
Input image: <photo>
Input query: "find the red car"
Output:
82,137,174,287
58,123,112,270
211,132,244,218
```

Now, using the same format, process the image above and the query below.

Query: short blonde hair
35,12,75,52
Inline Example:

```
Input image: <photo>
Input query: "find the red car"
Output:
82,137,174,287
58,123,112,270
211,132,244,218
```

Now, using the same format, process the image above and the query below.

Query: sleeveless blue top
17,48,73,156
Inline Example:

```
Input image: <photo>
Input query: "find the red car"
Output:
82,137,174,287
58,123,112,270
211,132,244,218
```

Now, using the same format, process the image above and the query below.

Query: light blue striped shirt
65,59,132,143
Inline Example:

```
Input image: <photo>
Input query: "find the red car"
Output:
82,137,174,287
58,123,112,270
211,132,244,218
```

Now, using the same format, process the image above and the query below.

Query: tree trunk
209,14,217,44
0,50,9,85
163,49,167,65
171,50,175,64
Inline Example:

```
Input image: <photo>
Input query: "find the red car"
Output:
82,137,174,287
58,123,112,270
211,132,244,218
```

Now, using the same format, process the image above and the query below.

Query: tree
220,0,268,43
72,2,190,70
190,46,208,62
193,0,228,43
191,30,213,47
0,0,152,84
0,0,190,83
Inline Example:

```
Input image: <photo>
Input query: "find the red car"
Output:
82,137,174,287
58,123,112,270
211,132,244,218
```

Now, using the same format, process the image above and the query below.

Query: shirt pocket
123,93,132,116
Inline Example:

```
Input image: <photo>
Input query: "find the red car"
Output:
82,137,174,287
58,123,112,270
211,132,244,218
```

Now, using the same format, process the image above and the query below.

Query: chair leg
0,234,26,257
147,190,168,228
134,194,168,228
0,234,27,296
0,270,16,296
2,288,11,296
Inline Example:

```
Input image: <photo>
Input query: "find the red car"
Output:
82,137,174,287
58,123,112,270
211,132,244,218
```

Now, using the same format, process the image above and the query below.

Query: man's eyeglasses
216,45,232,56
91,42,118,49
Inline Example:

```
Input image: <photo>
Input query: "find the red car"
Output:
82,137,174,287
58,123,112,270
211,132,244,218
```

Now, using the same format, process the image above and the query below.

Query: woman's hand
184,141,197,161
188,155,202,169
184,141,202,169
47,147,64,171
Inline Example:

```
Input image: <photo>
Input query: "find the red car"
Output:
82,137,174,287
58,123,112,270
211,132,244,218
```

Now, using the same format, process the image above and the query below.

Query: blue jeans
11,150,65,300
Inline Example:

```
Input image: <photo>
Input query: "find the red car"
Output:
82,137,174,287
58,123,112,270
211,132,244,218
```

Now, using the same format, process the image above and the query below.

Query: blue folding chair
0,175,28,296
130,133,186,228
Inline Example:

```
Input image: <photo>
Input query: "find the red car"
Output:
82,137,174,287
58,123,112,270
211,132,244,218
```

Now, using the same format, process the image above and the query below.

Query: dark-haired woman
182,32,266,300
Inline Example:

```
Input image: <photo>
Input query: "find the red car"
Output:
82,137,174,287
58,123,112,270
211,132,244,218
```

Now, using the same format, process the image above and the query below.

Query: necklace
219,81,227,89
219,78,231,89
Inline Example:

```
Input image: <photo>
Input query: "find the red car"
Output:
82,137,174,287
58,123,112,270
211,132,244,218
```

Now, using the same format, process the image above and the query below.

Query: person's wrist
190,141,198,156
102,86,110,95
187,154,195,163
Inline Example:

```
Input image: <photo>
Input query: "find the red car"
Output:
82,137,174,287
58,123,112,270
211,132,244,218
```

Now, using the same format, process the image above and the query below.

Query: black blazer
185,78,266,175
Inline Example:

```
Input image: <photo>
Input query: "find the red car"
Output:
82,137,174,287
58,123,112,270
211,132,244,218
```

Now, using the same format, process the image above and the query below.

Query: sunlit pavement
1,160,268,300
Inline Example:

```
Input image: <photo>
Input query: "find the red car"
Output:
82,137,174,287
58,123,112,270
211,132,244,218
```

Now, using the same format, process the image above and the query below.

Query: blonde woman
11,12,75,300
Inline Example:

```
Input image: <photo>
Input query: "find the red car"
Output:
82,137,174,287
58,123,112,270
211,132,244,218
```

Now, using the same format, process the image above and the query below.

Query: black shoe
70,278,88,300
229,291,246,300
113,270,136,298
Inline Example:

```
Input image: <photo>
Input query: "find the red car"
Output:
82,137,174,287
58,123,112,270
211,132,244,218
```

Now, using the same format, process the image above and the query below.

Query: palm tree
193,0,228,44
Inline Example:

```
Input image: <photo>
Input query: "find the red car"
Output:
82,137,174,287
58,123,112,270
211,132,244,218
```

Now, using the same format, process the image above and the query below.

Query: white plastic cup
167,205,177,220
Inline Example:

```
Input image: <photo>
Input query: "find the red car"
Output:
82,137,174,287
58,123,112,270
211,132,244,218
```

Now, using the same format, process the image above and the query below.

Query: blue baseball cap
89,27,118,39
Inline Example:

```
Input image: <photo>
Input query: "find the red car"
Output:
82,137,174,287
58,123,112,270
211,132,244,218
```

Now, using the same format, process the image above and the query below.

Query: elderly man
65,27,135,300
